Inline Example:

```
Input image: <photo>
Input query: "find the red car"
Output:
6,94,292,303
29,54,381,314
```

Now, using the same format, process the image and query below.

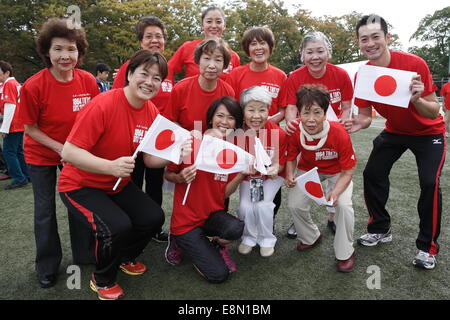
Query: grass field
1,117,449,301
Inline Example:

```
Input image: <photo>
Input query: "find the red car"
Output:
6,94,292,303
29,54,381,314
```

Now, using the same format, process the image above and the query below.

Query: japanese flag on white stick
182,134,254,204
254,137,272,175
326,105,339,122
295,167,333,206
113,114,190,190
354,64,416,108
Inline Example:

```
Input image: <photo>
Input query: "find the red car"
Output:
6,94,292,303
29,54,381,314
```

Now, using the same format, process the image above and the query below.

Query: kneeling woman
58,50,192,300
164,96,250,283
284,85,356,272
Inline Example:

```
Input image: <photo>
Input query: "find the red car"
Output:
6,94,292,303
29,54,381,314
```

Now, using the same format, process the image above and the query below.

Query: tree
409,6,450,77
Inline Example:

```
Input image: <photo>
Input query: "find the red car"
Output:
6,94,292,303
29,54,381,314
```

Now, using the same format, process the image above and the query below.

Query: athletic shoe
260,247,275,257
238,243,253,255
297,233,323,251
0,173,10,180
89,275,124,300
219,246,237,273
152,231,169,243
412,250,437,270
336,252,356,273
165,234,182,265
286,223,297,239
357,230,392,247
119,261,147,275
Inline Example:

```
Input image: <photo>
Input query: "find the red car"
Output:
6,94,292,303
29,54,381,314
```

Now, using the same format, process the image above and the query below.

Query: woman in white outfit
237,86,287,257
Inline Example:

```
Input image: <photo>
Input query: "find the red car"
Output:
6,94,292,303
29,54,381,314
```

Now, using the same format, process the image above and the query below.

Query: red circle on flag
374,75,397,96
155,129,175,150
305,181,323,198
216,149,238,169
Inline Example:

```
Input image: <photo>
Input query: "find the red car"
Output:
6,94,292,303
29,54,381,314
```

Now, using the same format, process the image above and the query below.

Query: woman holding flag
164,96,251,283
284,85,356,272
237,86,287,258
58,50,192,300
282,31,354,237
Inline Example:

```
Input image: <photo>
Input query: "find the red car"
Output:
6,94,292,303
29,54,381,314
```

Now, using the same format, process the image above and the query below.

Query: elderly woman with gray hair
283,31,354,238
237,86,287,258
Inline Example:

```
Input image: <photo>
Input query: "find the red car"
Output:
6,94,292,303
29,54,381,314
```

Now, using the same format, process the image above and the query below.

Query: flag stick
112,149,140,191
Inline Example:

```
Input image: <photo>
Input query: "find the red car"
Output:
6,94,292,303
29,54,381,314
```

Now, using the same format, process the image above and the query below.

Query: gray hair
299,31,333,62
240,86,272,109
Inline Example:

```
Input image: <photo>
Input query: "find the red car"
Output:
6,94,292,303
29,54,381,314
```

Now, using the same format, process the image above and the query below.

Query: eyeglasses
144,33,164,40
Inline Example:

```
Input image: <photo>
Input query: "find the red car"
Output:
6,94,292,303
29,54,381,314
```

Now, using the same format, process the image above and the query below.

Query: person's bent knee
198,265,230,284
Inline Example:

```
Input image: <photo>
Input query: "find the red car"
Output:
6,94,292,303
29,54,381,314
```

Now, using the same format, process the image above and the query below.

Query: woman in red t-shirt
227,27,287,124
283,31,354,237
236,86,286,258
168,6,240,81
164,38,235,132
58,51,192,300
164,96,251,283
112,16,174,242
18,18,99,289
284,85,356,272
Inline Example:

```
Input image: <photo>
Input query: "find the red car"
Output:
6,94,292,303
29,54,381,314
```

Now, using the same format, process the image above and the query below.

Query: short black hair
296,84,330,113
194,38,231,70
125,50,168,86
136,16,168,42
356,14,389,37
0,61,13,76
95,63,111,74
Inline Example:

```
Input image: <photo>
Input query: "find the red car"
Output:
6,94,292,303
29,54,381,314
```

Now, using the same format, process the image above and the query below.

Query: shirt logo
161,80,173,93
214,173,228,182
315,149,338,161
432,139,442,145
72,93,91,112
260,83,281,99
329,89,342,104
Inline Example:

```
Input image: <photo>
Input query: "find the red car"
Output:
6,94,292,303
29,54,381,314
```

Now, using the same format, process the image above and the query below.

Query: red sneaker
89,276,124,300
119,261,148,275
297,234,323,251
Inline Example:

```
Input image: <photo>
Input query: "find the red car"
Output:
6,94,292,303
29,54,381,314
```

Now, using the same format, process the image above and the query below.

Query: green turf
1,117,449,300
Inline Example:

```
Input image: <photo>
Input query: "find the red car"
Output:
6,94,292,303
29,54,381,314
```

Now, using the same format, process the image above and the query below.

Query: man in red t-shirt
0,61,29,189
440,79,450,136
347,15,445,270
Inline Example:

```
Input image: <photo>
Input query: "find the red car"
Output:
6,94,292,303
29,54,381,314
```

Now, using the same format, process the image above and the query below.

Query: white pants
238,177,283,248
288,171,354,260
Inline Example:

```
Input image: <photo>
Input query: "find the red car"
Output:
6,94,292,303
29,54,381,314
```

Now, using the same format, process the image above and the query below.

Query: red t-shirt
19,68,99,165
287,121,357,175
1,77,22,133
58,89,160,193
167,142,237,235
440,82,450,110
168,39,241,81
226,64,287,116
283,63,354,118
111,60,174,114
238,121,287,180
354,51,444,135
164,75,235,132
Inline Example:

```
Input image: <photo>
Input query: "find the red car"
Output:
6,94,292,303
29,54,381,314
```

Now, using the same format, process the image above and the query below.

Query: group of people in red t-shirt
1,7,446,300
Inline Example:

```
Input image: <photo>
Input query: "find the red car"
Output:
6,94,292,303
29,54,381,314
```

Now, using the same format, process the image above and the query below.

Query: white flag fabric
254,137,272,175
354,64,416,108
138,114,191,165
326,104,339,122
295,167,333,206
195,134,254,175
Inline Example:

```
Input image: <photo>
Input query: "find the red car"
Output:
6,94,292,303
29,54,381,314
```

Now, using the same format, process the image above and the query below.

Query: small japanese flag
138,114,191,164
295,167,333,206
254,137,272,175
195,135,254,175
354,64,416,108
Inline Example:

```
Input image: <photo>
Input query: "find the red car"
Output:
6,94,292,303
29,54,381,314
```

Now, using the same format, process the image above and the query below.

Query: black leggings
60,182,164,286
174,211,244,283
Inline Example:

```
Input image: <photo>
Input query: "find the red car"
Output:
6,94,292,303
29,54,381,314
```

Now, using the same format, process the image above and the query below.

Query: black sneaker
152,231,169,243
4,180,28,190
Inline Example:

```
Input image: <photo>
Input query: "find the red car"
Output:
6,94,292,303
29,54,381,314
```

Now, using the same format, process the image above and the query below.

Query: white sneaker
260,247,274,257
412,250,437,270
238,243,253,255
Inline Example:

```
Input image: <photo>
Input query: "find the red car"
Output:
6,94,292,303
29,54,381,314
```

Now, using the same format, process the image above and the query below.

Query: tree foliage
1,0,408,82
409,6,450,78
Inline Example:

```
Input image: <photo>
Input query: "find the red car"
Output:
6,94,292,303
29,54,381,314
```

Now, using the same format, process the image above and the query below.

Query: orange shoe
89,276,124,300
119,261,148,276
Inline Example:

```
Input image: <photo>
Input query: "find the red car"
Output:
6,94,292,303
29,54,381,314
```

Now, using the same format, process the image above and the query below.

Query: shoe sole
119,266,146,276
286,233,297,239
89,280,124,300
357,235,392,247
412,260,435,270
165,238,181,266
